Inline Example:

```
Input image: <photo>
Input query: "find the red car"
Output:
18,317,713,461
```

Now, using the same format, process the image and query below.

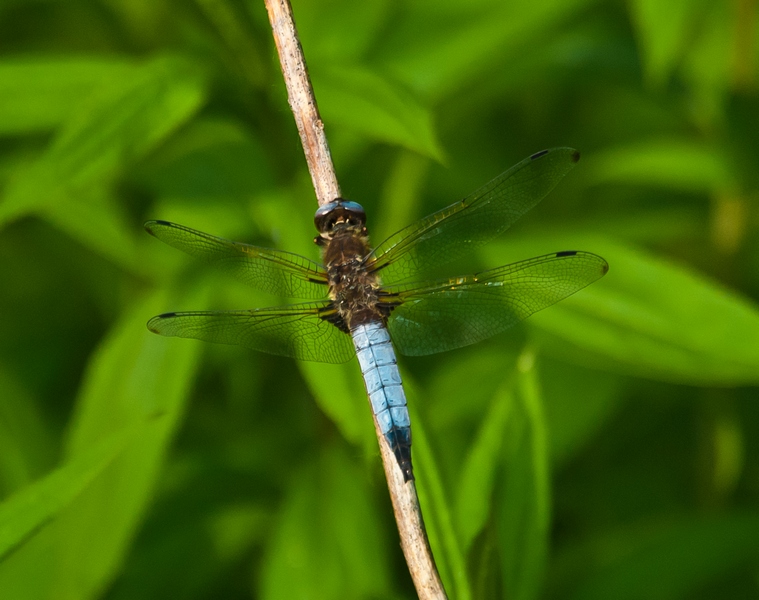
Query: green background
1,0,758,598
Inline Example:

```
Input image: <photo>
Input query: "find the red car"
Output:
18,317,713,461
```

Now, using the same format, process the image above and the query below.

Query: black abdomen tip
386,428,414,481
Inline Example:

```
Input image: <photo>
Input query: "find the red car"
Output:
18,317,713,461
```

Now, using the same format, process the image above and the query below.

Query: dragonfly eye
314,199,366,233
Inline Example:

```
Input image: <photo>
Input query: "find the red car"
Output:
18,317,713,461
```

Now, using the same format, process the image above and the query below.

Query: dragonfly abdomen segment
352,321,413,481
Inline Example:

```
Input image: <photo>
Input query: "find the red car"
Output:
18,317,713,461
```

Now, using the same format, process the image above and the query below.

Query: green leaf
586,139,735,192
0,368,55,496
293,0,390,63
377,0,593,98
0,54,208,270
406,377,472,600
540,359,622,467
47,289,204,600
498,350,550,600
0,57,136,135
298,361,373,451
107,499,270,600
455,383,513,552
374,149,430,244
313,65,445,162
46,186,141,274
680,3,733,124
628,0,700,88
0,428,130,562
134,117,276,200
259,444,392,600
42,54,207,188
563,514,759,600
490,237,759,385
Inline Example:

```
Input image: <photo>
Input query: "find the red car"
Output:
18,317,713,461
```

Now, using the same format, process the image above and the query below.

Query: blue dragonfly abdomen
353,321,412,480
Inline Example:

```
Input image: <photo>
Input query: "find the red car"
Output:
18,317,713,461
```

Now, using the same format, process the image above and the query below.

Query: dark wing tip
529,147,580,163
147,313,176,333
144,220,172,236
556,250,608,276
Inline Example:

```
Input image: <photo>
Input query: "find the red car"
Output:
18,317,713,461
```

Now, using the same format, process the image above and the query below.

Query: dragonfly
146,148,608,482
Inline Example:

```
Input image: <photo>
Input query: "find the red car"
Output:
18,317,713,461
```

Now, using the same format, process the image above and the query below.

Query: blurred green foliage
0,0,758,598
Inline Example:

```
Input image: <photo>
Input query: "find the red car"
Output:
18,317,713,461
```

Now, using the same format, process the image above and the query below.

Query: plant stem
263,0,340,206
262,1,448,597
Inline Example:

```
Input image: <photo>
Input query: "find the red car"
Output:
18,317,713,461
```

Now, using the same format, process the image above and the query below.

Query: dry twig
263,1,448,597
264,0,340,206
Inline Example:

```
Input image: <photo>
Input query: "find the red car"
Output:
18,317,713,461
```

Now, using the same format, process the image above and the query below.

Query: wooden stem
263,0,341,206
262,1,447,597
375,423,448,599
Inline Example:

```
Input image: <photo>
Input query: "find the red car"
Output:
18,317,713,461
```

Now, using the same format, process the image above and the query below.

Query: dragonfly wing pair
145,220,354,363
147,148,607,362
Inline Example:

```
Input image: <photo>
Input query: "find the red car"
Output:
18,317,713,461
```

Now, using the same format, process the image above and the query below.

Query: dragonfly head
314,199,367,243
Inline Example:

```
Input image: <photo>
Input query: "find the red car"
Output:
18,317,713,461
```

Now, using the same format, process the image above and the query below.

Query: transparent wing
147,302,354,364
145,220,328,299
368,148,580,285
385,251,608,356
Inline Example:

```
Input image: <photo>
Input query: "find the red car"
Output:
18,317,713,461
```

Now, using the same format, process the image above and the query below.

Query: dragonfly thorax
319,215,388,330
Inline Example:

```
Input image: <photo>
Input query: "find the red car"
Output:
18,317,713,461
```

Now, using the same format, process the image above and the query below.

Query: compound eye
340,201,366,226
314,201,340,232
313,199,366,233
